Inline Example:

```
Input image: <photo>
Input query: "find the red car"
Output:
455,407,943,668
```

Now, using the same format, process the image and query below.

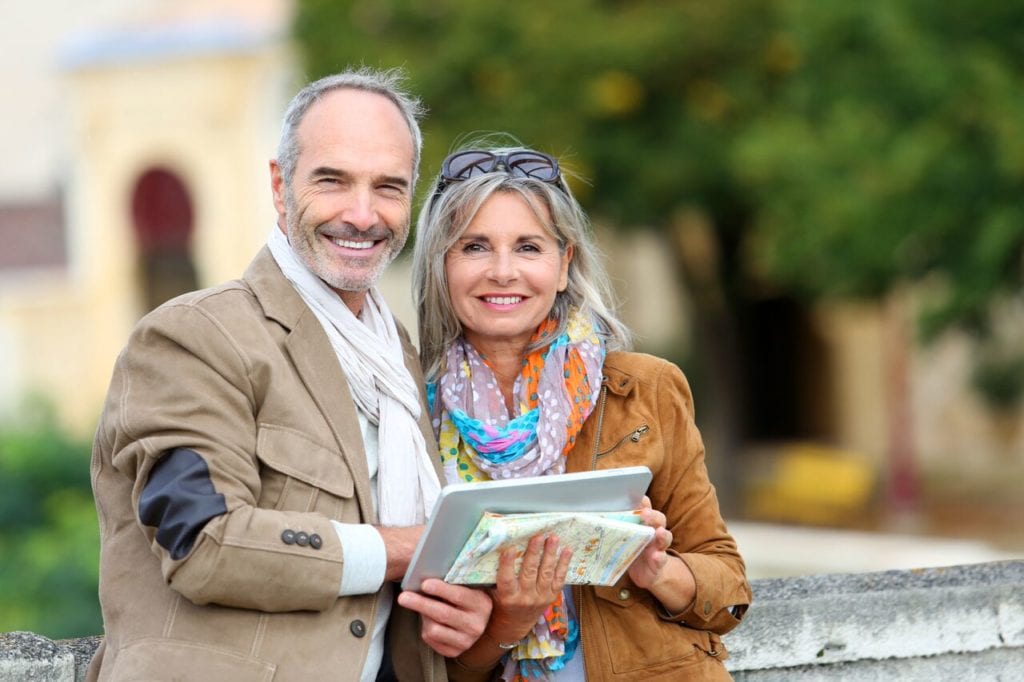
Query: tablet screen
401,466,652,591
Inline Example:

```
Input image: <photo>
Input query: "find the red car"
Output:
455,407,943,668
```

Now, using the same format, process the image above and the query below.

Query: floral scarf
428,308,605,680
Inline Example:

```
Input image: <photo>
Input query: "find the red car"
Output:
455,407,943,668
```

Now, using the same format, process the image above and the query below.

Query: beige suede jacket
88,248,446,682
449,351,751,682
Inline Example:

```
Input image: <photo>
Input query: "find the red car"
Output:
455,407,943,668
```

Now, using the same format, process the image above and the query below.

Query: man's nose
340,188,377,230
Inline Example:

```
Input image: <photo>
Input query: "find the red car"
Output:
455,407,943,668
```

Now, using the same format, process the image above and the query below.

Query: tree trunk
883,290,921,524
671,210,744,516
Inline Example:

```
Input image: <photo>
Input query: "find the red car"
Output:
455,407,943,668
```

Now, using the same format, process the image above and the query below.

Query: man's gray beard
284,197,407,293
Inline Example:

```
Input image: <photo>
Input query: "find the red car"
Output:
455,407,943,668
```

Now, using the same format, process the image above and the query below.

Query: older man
88,68,489,682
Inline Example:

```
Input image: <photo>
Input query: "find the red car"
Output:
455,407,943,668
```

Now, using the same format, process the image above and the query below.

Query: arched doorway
130,167,199,312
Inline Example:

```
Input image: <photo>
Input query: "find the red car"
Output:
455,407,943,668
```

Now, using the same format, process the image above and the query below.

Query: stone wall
2,561,1021,681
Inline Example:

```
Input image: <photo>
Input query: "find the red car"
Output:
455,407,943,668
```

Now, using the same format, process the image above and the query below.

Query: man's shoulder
146,247,286,320
148,279,258,319
132,278,281,345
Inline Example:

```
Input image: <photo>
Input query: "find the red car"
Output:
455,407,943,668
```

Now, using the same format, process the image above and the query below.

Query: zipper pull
630,425,650,442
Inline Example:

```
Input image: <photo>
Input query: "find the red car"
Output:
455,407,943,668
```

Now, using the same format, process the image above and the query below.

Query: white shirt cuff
331,520,387,596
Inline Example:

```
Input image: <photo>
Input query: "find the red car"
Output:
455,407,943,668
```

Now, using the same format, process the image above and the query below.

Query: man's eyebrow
308,166,349,180
378,174,411,190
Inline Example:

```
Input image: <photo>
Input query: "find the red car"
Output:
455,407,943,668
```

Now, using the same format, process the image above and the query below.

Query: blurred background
2,0,1022,639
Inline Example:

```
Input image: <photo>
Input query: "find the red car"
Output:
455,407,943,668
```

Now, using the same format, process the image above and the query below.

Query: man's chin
320,270,384,295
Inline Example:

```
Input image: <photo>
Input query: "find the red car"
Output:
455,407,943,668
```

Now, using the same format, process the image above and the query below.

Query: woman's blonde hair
412,139,632,380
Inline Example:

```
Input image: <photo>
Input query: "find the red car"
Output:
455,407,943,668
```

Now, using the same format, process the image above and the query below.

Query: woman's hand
627,496,673,590
627,496,697,614
485,533,572,644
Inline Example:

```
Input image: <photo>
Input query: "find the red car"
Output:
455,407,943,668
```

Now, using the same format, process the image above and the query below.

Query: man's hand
397,580,492,657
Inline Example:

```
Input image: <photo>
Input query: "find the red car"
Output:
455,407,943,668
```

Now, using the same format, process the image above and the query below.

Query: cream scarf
268,227,440,525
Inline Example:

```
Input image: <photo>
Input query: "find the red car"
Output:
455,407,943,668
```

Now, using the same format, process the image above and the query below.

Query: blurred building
0,1,1020,531
1,0,293,432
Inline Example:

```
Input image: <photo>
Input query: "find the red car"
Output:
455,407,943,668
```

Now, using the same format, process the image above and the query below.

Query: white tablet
401,465,653,591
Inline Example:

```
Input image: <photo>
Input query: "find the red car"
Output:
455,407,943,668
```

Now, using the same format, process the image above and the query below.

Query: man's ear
269,159,287,228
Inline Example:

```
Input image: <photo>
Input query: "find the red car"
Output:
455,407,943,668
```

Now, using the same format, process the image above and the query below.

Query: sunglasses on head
434,149,566,196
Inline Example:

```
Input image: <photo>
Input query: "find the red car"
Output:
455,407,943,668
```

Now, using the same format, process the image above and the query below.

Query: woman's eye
518,242,541,253
462,242,486,253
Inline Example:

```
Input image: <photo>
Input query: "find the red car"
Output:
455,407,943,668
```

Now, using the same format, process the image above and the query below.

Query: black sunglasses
434,149,566,196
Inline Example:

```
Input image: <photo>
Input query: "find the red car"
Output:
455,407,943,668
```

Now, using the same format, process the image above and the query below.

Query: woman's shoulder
602,351,697,421
603,351,686,384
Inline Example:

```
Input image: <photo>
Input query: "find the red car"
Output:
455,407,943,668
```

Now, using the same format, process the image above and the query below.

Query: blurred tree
734,1,1024,339
294,0,783,507
0,403,100,638
293,0,1024,509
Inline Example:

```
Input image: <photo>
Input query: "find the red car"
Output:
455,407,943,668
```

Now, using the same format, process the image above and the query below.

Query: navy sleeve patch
139,448,229,560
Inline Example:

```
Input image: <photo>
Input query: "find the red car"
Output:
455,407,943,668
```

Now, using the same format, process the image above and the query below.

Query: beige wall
0,37,293,436
2,2,1021,486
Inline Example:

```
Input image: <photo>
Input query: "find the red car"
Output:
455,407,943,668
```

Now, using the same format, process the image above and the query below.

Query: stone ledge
1,561,1021,681
723,560,1024,679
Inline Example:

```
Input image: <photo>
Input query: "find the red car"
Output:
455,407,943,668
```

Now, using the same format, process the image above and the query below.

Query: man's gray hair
276,67,426,187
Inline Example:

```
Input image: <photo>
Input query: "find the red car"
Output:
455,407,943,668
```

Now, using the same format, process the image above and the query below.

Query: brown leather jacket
450,351,751,681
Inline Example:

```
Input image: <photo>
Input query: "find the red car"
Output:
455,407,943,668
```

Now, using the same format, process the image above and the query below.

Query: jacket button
704,600,712,615
309,533,323,550
281,529,296,545
618,589,631,601
295,532,310,547
350,620,366,638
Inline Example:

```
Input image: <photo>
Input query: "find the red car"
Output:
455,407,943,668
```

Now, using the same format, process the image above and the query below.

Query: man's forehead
296,88,414,165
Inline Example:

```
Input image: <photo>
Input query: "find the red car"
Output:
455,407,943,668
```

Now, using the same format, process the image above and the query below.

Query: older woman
410,144,751,681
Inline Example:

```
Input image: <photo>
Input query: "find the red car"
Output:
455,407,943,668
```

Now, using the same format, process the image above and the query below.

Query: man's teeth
331,238,374,250
483,296,522,305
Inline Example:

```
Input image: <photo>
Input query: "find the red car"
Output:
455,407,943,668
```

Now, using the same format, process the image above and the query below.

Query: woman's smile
445,192,571,356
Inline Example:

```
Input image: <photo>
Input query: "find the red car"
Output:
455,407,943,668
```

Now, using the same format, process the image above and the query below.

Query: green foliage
294,0,777,224
735,0,1024,338
0,406,100,638
293,0,1024,340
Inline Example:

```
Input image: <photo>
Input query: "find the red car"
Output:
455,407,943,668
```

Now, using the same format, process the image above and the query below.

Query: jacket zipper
588,381,610,471
577,378,651,677
592,425,649,461
577,379,616,677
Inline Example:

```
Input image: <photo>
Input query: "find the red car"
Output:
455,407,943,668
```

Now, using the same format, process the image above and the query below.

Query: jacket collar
244,246,306,330
601,351,638,397
242,245,444,513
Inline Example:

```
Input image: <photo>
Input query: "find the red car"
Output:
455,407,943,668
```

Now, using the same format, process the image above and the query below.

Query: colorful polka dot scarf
428,308,605,680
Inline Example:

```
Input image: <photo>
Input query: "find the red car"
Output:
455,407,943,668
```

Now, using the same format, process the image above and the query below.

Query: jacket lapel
245,247,377,523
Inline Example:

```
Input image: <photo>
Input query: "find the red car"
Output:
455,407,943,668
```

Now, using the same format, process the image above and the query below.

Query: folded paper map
444,510,656,586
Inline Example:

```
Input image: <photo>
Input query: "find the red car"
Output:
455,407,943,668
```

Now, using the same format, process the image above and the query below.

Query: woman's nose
487,251,517,284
